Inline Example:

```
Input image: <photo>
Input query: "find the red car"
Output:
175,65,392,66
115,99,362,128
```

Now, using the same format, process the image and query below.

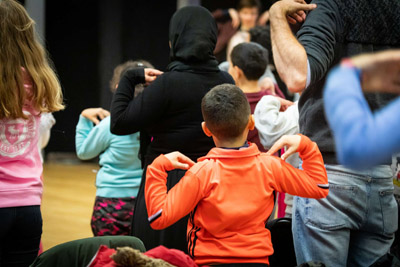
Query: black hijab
167,6,219,72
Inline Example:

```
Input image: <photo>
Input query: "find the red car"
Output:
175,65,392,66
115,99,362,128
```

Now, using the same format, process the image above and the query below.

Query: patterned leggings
91,196,136,236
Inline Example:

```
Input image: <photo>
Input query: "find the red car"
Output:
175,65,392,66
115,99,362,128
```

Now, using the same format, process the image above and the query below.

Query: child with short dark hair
230,42,268,81
145,84,328,266
229,42,288,152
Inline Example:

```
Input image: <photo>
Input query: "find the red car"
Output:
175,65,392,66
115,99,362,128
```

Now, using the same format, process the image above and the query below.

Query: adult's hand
347,50,400,94
144,68,163,85
81,108,110,125
270,0,317,24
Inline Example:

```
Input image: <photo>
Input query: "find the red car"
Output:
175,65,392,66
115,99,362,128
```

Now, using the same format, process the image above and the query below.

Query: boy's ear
248,115,255,130
201,121,213,137
234,66,244,80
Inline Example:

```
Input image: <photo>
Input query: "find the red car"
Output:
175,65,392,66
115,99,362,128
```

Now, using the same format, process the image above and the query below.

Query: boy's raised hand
164,152,196,170
266,134,301,161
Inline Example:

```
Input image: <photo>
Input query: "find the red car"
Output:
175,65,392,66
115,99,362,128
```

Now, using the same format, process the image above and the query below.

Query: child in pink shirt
0,0,64,265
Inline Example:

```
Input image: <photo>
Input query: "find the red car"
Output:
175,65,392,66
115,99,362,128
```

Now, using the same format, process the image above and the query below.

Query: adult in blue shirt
324,50,400,169
269,0,400,265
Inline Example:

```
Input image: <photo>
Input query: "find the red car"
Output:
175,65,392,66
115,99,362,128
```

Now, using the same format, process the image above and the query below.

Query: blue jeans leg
0,205,42,267
292,165,398,267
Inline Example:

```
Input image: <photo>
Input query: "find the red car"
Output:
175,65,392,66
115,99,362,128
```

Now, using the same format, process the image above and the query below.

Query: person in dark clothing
269,0,400,266
110,6,234,253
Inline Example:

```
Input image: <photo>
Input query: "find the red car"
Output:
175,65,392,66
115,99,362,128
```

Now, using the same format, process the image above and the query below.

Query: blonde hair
0,0,64,119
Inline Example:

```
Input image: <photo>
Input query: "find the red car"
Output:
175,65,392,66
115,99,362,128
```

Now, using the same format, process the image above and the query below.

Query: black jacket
110,68,234,163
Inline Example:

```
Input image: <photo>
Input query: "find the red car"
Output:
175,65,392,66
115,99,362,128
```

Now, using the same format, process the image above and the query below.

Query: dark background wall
44,1,176,154
41,0,272,154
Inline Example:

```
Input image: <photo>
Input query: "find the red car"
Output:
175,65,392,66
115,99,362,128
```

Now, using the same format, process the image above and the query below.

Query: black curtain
45,1,176,153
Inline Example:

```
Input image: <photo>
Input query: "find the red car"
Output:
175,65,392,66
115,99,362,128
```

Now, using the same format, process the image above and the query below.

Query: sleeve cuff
305,59,311,89
340,59,362,80
296,134,310,153
126,68,146,84
77,115,94,130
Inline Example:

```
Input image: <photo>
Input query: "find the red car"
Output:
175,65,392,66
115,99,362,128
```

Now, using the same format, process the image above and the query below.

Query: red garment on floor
89,245,116,267
89,245,203,267
145,245,202,267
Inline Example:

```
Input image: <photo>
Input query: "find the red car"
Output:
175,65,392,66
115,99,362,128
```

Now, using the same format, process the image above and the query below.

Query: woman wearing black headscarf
111,6,234,252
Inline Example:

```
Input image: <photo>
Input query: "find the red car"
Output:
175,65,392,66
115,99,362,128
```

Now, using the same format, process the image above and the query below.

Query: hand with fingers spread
345,50,400,94
164,151,196,170
270,0,317,24
266,134,301,161
144,68,163,85
81,108,110,125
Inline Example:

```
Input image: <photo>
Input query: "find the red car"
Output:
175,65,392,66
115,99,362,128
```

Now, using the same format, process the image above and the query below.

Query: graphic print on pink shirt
0,110,37,158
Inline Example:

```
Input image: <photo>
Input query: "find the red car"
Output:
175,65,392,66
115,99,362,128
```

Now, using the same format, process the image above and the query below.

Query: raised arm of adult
110,67,163,135
269,0,316,93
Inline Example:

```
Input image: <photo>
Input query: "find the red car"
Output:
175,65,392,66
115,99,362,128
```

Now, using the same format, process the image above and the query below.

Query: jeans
0,205,42,267
293,164,398,267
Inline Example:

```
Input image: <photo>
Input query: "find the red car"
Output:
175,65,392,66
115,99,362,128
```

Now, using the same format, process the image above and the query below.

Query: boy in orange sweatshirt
145,84,328,266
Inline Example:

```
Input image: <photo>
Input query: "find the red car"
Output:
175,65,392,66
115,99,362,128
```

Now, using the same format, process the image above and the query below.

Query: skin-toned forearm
270,6,308,93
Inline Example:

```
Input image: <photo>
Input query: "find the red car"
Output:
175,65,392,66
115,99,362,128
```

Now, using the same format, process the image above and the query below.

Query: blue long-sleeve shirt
323,65,400,169
75,115,142,198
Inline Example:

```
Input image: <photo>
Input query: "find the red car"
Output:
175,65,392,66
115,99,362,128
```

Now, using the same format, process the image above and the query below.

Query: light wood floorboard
41,162,98,250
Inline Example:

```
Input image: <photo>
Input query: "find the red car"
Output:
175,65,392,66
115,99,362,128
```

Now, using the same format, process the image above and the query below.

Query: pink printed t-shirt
0,68,43,208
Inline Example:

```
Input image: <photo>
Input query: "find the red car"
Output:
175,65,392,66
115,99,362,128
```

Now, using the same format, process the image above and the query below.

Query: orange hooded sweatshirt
145,134,328,266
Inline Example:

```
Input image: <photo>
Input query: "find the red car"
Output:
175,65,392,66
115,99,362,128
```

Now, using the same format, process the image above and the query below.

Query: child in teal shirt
75,60,159,235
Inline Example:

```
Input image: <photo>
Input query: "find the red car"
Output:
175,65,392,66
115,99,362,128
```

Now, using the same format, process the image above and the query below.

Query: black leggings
0,205,42,267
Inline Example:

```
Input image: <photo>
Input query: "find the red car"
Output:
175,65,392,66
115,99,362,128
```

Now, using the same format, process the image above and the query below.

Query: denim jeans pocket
303,183,357,230
379,189,398,235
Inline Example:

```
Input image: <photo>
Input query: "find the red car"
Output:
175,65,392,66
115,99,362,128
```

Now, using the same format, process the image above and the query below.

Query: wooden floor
41,161,98,250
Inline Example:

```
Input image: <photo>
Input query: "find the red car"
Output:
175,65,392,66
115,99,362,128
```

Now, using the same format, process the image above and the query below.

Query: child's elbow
76,152,90,161
317,188,329,198
75,148,94,160
147,210,168,230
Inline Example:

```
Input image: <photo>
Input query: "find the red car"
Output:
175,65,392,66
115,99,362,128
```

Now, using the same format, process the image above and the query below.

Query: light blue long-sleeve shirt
323,65,400,169
75,115,142,198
